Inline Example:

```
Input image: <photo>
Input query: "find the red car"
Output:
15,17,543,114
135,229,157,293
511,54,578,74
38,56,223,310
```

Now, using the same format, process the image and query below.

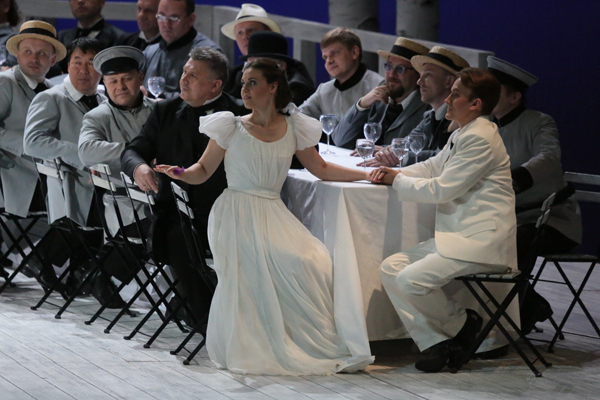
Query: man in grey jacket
332,37,430,149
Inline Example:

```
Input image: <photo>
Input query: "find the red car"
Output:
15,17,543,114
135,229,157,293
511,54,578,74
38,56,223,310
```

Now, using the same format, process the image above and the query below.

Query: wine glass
391,138,409,167
409,132,427,163
320,114,339,155
363,122,382,143
147,76,166,98
356,139,374,171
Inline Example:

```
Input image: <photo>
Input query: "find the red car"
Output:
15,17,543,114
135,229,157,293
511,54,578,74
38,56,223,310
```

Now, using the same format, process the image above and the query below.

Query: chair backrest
565,172,600,204
564,172,600,256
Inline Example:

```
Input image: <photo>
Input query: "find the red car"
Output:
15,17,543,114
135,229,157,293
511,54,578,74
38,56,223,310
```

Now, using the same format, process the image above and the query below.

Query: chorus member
121,47,247,326
155,59,374,375
118,0,161,51
143,0,221,98
371,68,516,373
0,0,20,69
333,37,430,149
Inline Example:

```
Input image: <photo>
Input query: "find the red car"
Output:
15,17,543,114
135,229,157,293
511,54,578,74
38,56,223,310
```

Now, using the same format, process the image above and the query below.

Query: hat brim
6,34,67,62
221,17,282,40
376,50,412,63
240,53,295,66
411,55,460,75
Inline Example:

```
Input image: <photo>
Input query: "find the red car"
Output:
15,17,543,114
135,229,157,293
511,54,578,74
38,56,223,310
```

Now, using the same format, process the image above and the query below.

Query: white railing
19,1,493,81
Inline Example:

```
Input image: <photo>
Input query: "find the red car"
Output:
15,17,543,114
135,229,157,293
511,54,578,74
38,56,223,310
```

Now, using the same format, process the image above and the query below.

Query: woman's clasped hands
369,166,400,185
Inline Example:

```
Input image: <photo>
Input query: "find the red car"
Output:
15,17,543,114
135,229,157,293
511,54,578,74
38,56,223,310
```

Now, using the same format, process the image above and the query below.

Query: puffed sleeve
199,111,237,149
288,107,323,151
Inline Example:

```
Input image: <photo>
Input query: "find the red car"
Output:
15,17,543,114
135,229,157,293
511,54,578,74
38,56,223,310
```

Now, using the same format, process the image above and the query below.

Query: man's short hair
167,0,195,16
68,37,104,62
320,27,362,61
458,68,501,116
189,47,229,84
7,0,20,27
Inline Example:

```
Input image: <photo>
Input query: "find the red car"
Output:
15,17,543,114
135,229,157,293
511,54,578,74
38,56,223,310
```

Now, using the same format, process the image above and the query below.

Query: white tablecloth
282,145,436,342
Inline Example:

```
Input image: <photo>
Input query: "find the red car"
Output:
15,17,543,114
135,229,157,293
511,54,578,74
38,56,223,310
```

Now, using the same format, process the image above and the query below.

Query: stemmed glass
363,122,382,143
320,114,339,154
147,76,166,98
409,132,427,163
356,139,374,171
390,137,409,167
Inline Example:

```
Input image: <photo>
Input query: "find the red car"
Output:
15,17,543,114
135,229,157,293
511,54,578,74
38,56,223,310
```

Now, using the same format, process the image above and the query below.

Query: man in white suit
371,68,517,372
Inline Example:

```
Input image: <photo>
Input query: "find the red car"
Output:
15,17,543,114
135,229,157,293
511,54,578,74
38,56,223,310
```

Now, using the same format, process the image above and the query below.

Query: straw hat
487,56,538,93
220,4,281,40
377,37,429,62
93,46,145,75
6,20,67,61
411,46,469,74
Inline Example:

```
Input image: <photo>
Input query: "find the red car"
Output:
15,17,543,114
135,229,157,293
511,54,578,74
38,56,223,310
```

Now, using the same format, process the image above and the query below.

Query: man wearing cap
57,0,125,72
372,46,468,167
24,38,125,308
299,27,384,120
121,47,248,326
79,45,155,238
333,37,430,150
230,31,315,106
118,0,161,51
371,68,516,373
220,3,281,97
487,56,582,333
0,20,68,288
143,0,221,99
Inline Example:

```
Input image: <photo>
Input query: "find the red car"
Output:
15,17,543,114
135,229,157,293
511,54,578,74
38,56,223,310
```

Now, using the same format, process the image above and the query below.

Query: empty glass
409,132,427,163
390,138,409,167
147,76,166,98
320,114,339,154
356,139,375,171
363,122,382,143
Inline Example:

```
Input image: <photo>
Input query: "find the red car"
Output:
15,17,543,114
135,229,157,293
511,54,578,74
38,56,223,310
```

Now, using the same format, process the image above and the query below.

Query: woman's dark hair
244,58,292,110
7,0,20,27
458,67,501,116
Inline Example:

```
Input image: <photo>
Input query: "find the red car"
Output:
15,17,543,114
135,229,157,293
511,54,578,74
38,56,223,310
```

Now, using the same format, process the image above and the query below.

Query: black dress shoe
454,309,483,352
473,344,509,360
1,257,13,267
89,270,126,309
415,340,461,373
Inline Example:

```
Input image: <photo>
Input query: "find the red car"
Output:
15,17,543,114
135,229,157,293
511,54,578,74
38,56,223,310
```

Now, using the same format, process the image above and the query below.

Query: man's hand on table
370,166,399,185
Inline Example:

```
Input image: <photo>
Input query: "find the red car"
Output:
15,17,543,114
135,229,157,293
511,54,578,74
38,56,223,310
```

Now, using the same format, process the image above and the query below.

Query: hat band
389,45,421,60
19,27,58,40
488,68,529,93
425,52,463,72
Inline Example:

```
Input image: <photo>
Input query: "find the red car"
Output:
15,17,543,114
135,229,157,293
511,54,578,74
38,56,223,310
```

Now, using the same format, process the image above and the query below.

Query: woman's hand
369,166,400,185
154,164,185,180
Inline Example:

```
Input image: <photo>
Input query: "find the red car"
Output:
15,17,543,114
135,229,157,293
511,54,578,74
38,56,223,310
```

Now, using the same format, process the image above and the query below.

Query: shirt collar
333,63,367,92
434,103,448,121
64,75,94,101
140,31,161,43
159,27,197,51
399,89,418,109
21,70,39,90
77,17,103,30
494,104,526,127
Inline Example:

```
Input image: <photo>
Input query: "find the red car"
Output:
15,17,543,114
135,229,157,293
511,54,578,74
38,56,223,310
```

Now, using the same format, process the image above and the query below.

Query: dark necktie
33,82,48,94
381,103,404,139
75,19,104,38
80,95,99,110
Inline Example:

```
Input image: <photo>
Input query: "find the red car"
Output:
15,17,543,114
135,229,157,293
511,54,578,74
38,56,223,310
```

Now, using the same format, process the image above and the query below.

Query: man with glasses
143,0,220,99
333,37,430,149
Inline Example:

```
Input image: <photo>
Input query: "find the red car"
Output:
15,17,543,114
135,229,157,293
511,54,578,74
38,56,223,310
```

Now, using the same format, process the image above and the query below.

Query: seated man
220,3,281,98
371,68,517,373
143,0,221,98
373,46,468,167
79,45,156,238
235,31,315,106
121,47,248,325
118,0,161,51
300,27,384,120
333,37,430,149
487,56,582,334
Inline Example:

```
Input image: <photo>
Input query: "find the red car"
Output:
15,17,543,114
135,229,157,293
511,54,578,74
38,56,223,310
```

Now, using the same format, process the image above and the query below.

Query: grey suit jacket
24,77,105,225
332,89,430,149
0,67,53,217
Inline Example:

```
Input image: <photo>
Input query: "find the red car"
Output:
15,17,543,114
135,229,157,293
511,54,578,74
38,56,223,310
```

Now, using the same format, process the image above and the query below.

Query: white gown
202,110,374,375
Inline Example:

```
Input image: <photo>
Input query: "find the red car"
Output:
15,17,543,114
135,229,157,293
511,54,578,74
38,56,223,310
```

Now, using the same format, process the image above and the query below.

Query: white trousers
380,238,508,351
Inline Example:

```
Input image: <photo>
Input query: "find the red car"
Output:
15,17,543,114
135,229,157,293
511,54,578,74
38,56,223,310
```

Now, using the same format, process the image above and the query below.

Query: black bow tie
76,19,104,38
33,82,48,94
80,95,99,110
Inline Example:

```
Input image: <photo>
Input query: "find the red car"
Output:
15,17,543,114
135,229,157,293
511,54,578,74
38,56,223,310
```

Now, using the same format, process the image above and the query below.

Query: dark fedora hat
239,31,295,65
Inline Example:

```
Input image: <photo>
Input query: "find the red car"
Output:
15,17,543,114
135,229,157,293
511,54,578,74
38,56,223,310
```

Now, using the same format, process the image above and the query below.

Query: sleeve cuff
511,166,534,194
355,98,369,112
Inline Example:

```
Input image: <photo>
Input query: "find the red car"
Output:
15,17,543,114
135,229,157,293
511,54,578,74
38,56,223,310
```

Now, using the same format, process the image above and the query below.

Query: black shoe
521,290,553,335
473,344,509,360
454,309,483,352
415,340,460,373
1,257,13,267
89,270,126,309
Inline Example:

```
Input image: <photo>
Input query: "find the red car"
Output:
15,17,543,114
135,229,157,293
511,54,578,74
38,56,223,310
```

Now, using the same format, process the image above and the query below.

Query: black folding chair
530,172,600,352
450,193,556,377
167,181,217,365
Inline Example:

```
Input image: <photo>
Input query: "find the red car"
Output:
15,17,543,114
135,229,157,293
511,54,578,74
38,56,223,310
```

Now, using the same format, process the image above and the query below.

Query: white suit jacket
392,117,517,268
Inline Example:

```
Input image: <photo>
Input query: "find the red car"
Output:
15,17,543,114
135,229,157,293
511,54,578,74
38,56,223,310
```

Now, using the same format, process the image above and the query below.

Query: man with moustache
333,37,430,149
372,46,468,167
24,38,125,308
300,27,384,120
0,21,67,286
143,0,220,99
121,47,247,325
118,0,161,51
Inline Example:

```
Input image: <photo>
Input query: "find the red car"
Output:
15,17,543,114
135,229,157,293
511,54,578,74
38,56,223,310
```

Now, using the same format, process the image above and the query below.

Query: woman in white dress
155,59,374,375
